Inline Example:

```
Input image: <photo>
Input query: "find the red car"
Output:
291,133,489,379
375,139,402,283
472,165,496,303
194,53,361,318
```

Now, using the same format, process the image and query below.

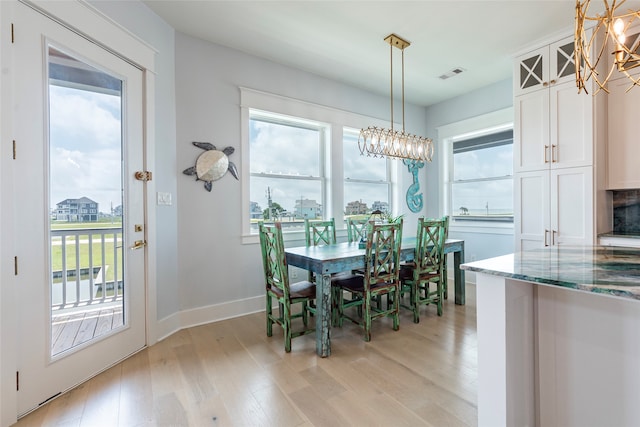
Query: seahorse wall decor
403,159,424,213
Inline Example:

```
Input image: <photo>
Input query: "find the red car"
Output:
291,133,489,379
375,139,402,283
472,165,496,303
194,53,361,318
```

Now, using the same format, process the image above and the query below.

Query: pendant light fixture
358,34,434,162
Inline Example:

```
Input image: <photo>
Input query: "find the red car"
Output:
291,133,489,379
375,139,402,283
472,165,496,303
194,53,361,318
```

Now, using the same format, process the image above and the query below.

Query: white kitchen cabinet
515,167,593,250
606,77,640,189
514,33,595,250
514,79,592,173
513,35,576,97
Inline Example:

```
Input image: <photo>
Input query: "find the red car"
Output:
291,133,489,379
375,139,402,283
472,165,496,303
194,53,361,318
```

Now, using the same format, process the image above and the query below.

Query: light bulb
613,18,625,36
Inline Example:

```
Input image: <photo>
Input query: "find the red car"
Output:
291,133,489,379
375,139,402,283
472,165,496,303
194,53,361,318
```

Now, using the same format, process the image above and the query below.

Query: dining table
284,237,465,357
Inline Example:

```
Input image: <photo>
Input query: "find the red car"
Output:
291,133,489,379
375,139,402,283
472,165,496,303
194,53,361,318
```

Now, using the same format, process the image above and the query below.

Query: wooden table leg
315,273,332,357
454,243,466,305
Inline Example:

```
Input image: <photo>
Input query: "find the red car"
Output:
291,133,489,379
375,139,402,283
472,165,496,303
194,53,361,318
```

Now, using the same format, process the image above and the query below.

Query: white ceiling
142,1,610,107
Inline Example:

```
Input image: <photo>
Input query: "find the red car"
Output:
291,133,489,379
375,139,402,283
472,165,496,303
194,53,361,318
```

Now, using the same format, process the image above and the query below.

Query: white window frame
248,109,329,224
240,87,396,244
438,107,514,234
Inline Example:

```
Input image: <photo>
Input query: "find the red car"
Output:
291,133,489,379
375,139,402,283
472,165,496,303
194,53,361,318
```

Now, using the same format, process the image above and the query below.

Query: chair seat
333,274,395,293
269,280,316,299
399,263,439,282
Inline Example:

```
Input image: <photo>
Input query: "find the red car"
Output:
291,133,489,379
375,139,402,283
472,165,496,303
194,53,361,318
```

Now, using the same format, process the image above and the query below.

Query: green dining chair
346,217,369,243
304,218,338,282
259,222,316,352
399,217,447,322
332,219,403,342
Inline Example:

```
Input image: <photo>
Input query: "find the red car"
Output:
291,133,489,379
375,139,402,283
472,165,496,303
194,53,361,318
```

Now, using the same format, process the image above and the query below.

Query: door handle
544,229,549,247
130,240,146,250
544,145,549,163
551,144,557,163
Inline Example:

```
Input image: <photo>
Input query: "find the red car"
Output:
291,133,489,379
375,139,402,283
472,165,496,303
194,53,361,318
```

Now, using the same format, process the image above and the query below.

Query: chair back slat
415,217,446,276
259,222,290,297
305,218,337,246
346,218,369,243
364,219,403,290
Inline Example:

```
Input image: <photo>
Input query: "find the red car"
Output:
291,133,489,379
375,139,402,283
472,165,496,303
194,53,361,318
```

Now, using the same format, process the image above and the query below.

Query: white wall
424,79,515,268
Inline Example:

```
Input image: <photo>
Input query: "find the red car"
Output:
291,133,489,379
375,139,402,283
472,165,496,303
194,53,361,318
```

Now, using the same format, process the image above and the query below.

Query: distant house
371,201,389,213
345,200,368,215
249,201,263,219
55,197,99,222
294,198,322,219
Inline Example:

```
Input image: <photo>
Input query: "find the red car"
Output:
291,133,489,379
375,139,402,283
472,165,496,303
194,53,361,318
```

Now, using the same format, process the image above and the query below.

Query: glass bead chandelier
358,34,434,162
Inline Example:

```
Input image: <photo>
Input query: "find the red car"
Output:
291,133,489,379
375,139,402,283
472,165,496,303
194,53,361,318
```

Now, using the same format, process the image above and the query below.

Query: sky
49,85,123,214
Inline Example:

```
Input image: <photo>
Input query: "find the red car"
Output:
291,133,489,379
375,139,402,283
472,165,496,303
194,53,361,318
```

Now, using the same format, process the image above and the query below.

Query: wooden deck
51,303,123,355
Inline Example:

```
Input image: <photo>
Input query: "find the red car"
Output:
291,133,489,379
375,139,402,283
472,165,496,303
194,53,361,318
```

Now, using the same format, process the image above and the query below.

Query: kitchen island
462,246,640,427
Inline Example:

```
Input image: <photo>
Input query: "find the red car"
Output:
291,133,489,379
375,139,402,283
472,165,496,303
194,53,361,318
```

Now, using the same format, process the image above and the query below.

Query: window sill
449,217,514,235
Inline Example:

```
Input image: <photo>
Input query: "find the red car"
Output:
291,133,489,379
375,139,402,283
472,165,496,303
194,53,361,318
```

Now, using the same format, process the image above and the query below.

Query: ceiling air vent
439,67,466,80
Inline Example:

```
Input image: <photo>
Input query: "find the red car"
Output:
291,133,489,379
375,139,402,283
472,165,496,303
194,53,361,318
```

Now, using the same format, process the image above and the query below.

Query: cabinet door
515,171,550,250
550,166,594,245
514,90,550,173
549,81,593,169
607,79,640,189
514,46,549,96
549,36,577,86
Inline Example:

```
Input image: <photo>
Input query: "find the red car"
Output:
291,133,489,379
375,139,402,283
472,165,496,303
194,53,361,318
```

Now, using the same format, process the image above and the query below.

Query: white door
7,2,146,415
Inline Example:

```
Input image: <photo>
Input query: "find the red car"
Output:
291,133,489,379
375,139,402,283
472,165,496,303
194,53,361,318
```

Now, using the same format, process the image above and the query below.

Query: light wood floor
17,285,477,427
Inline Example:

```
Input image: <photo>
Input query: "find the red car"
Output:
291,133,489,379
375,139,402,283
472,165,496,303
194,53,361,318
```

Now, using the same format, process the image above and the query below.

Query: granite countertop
461,246,640,301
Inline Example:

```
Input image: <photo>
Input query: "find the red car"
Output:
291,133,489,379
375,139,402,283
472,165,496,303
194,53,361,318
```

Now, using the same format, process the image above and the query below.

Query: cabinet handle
552,230,557,245
550,79,556,85
552,144,557,163
543,81,549,87
544,145,550,163
544,229,550,247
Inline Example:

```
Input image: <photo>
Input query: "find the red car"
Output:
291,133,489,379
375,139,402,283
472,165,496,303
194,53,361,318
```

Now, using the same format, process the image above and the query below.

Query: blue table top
461,246,640,301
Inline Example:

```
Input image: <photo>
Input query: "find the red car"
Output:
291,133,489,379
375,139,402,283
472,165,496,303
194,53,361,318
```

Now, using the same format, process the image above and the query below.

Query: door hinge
16,371,19,391
13,140,16,159
14,256,18,275
134,171,152,181
11,23,14,44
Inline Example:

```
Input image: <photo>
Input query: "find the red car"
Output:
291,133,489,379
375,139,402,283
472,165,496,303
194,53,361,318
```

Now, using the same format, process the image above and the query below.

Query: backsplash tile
613,190,640,234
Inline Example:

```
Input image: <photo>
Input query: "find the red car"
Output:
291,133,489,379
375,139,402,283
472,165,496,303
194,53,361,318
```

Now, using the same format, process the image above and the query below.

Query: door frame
0,1,156,425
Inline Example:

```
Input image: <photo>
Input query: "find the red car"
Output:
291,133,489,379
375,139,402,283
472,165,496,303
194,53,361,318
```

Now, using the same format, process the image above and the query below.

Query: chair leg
437,282,444,317
412,283,420,324
392,289,400,331
283,302,292,352
302,301,308,327
266,294,274,337
338,289,345,327
443,258,448,299
363,294,372,342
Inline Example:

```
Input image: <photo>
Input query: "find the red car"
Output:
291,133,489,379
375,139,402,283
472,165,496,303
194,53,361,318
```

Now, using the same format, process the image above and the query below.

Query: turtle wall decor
183,141,239,191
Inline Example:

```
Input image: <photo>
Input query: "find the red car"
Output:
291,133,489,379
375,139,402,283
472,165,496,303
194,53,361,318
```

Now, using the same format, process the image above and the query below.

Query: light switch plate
157,192,172,206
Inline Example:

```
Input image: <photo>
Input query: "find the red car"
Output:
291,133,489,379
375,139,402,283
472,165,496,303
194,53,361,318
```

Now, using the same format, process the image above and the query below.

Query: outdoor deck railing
51,227,123,311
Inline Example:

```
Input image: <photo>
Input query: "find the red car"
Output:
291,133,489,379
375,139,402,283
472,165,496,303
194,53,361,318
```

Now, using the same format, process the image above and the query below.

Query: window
249,110,327,233
439,107,514,227
451,130,513,221
342,127,390,217
241,88,398,241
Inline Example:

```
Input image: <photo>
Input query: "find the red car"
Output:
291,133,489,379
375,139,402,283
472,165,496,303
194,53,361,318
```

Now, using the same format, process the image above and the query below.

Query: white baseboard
153,295,264,343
